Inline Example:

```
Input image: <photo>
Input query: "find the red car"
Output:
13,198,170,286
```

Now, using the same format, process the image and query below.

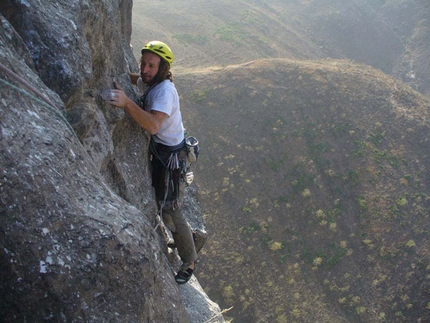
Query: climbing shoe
175,265,194,284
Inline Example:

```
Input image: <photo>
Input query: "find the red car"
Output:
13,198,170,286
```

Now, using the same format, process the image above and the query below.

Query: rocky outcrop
0,1,222,322
388,0,430,97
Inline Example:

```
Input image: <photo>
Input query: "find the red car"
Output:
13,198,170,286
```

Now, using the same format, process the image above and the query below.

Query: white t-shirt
140,79,185,146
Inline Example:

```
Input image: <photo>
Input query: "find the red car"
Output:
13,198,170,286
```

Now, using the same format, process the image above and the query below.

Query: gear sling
149,139,187,212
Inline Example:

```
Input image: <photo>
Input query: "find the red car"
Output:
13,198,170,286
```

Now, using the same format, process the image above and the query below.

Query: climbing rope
0,62,78,140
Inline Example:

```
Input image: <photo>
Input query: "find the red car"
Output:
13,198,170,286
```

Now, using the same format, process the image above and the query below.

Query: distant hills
131,1,430,322
177,58,430,322
132,0,430,97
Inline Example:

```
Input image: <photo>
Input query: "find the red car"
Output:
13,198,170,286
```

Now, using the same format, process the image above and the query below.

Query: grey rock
0,1,223,322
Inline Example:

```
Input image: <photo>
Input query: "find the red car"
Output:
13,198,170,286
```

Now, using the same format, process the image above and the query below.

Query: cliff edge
0,1,222,322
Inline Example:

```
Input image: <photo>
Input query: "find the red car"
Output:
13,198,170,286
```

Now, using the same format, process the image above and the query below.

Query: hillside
131,0,321,69
132,0,430,96
175,59,430,322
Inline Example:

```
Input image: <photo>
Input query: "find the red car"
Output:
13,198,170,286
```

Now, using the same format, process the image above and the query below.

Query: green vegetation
131,2,430,321
188,87,211,102
177,58,430,323
214,24,247,43
173,33,207,45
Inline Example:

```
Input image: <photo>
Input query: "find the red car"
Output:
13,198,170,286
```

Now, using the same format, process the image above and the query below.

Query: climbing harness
150,142,186,231
150,139,187,210
138,80,200,232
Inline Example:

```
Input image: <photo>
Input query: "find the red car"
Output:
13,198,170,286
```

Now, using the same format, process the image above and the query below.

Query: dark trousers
151,146,196,265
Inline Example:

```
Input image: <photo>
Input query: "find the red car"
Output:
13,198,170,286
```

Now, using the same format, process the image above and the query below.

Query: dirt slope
176,59,430,322
132,0,429,96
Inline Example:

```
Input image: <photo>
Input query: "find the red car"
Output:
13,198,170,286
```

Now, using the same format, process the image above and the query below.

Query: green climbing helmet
141,41,174,67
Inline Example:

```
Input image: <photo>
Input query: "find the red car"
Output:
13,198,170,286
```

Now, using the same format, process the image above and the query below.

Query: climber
107,40,197,284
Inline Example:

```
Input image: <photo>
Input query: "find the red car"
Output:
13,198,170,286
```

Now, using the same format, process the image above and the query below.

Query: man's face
140,51,161,84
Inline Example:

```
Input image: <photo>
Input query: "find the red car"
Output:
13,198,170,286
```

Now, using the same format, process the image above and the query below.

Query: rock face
0,1,222,322
390,0,430,97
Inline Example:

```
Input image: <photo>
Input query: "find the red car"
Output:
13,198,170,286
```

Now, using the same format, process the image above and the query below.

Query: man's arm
109,82,167,135
129,73,140,85
123,100,167,135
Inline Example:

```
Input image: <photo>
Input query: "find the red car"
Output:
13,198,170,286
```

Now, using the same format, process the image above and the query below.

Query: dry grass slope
132,0,430,97
175,59,430,323
131,0,430,321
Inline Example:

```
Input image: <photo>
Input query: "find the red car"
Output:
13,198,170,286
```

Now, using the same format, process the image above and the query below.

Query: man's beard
141,74,154,85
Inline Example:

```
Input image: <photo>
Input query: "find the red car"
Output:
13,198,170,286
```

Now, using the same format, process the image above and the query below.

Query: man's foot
175,263,195,285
